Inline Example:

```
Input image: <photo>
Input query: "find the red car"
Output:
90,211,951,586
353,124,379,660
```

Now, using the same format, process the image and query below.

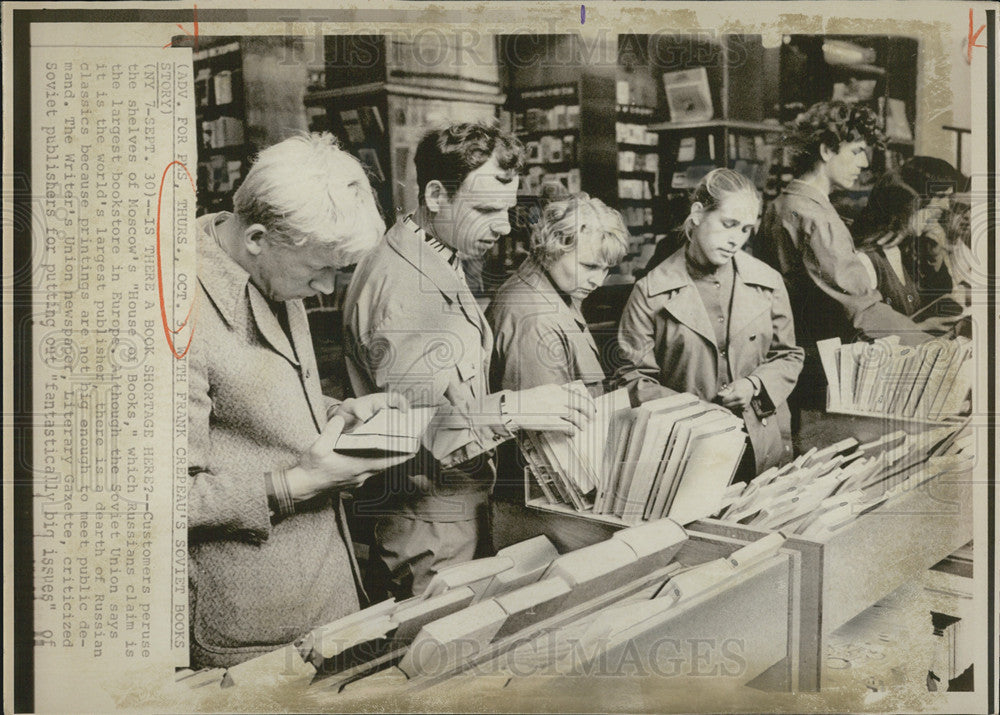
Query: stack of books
521,388,747,526
818,336,973,420
712,421,971,539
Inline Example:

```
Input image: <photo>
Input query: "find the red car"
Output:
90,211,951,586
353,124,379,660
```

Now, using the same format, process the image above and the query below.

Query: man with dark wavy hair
343,122,594,598
759,101,929,349
757,101,930,413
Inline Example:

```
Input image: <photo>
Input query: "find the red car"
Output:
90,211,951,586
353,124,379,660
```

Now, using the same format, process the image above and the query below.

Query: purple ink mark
581,4,586,24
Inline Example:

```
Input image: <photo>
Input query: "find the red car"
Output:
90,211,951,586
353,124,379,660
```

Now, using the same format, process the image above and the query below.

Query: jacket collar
386,218,466,302
197,212,249,328
641,246,781,347
515,258,588,330
197,212,300,366
385,218,488,341
782,179,833,209
644,246,781,296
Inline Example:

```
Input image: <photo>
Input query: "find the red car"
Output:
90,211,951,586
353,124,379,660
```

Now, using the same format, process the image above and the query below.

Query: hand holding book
284,415,416,502
329,392,410,431
716,378,756,412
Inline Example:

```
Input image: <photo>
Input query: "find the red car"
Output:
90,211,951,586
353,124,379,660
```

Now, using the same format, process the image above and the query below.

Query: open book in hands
334,406,438,457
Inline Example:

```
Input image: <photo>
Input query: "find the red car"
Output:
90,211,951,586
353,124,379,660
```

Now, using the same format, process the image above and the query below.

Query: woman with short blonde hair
487,193,628,394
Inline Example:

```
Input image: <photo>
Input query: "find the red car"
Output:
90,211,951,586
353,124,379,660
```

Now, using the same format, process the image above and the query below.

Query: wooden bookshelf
189,37,248,216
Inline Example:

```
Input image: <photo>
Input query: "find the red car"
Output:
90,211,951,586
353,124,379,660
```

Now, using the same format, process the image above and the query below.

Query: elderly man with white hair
187,132,409,668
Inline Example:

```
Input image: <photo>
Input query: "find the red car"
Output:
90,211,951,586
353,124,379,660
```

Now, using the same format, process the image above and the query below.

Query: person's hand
508,383,596,434
284,416,412,502
328,392,409,430
716,378,756,413
875,230,905,249
917,314,961,335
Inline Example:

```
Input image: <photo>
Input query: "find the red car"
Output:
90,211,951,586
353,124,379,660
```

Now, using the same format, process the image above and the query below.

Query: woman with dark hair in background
851,157,966,335
895,155,968,301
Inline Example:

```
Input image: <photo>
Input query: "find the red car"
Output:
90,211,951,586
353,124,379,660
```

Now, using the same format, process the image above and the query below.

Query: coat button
761,417,768,426
717,317,725,323
305,368,312,379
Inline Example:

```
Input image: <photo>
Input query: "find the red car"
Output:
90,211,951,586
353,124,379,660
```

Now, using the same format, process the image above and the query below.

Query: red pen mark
163,4,199,49
968,8,986,63
581,4,586,24
156,161,198,359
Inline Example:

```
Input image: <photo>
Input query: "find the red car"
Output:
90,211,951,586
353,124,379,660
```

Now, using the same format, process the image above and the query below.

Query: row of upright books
513,105,580,133
818,335,972,420
520,387,747,526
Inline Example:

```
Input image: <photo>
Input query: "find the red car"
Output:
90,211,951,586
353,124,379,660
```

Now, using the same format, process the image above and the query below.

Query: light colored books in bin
183,522,693,690
577,533,784,650
399,519,687,678
712,420,971,539
522,387,747,526
818,335,972,420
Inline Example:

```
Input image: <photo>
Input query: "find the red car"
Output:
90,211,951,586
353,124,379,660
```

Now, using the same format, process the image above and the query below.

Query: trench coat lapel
730,251,781,337
644,249,718,348
285,299,326,428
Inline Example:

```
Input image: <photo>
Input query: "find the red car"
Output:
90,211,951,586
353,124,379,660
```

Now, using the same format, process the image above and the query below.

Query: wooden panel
691,467,973,691
819,470,973,631
594,554,794,685
400,533,796,694
324,35,388,88
242,37,310,151
725,35,766,121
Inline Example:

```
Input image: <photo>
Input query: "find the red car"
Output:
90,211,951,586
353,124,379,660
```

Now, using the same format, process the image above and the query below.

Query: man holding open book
187,134,412,668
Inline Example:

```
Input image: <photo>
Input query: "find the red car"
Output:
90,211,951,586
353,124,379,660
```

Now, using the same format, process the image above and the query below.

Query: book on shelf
212,70,234,105
357,105,385,136
676,136,697,162
338,109,365,144
616,79,631,106
662,66,713,123
540,135,563,162
194,68,211,106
